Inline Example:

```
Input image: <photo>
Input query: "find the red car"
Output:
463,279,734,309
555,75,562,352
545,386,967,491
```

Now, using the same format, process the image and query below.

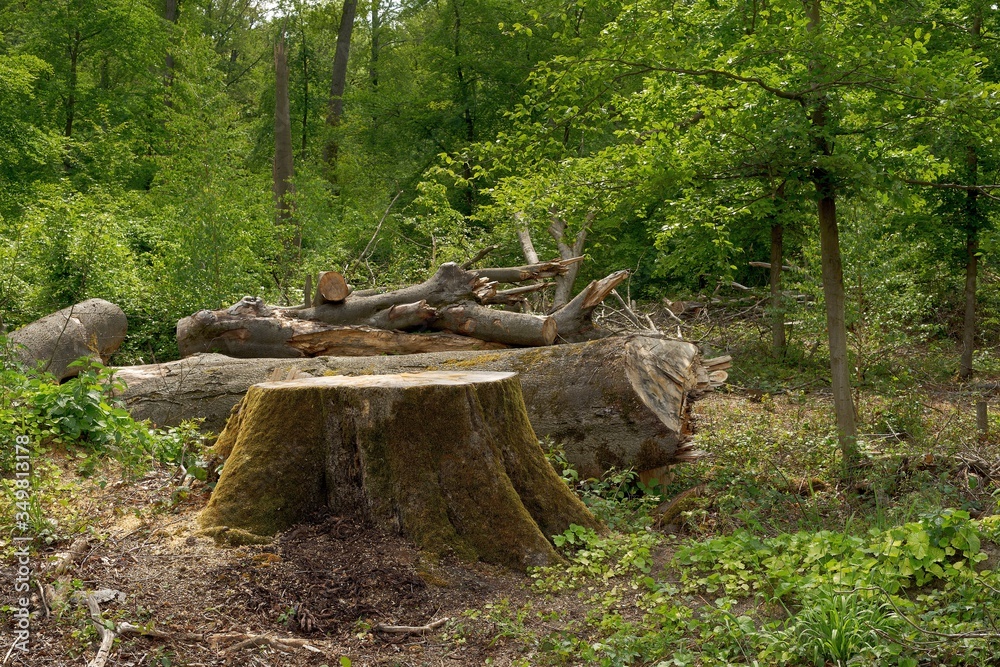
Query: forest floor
5,321,1000,666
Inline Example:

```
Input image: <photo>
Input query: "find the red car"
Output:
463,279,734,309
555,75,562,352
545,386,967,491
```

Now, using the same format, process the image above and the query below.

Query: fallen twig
374,617,449,635
82,592,118,667
51,536,89,575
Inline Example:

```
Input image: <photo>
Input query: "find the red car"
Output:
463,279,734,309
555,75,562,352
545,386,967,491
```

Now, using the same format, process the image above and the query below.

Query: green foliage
0,348,205,475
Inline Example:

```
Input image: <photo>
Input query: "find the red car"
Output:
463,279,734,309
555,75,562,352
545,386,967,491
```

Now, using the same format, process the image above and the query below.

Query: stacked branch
177,258,626,358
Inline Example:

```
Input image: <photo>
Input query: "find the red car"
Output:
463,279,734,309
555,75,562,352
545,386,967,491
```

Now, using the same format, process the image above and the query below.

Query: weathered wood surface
9,299,127,380
176,259,622,357
117,334,709,478
200,371,600,569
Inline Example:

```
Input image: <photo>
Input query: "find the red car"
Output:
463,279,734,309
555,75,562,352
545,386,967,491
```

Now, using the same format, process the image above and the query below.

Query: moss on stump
199,371,600,569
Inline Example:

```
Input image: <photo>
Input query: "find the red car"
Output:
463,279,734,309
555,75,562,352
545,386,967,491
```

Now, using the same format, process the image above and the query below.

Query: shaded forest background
2,0,999,371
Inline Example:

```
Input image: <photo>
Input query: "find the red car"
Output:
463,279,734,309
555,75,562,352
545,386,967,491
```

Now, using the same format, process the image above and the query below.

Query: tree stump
198,371,600,569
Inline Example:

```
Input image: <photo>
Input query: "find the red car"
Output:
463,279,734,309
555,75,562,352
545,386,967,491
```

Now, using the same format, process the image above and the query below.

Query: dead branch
374,617,449,635
461,244,501,269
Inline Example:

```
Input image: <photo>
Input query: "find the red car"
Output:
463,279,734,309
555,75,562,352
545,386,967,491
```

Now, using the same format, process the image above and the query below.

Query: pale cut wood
316,271,350,303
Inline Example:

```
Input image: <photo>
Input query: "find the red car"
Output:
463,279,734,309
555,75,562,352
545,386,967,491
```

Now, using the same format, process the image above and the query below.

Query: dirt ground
2,463,602,667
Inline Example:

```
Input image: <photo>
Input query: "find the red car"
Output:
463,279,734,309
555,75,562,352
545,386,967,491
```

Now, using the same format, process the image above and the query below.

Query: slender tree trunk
961,232,978,379
548,210,591,309
452,0,476,210
816,185,857,467
370,0,380,89
769,222,785,356
960,12,982,381
300,19,309,153
273,33,296,228
807,0,857,472
322,0,358,177
164,0,178,97
65,33,80,138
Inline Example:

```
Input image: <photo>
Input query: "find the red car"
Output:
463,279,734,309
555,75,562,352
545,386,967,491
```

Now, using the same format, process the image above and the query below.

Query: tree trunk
315,270,350,303
298,12,309,154
273,33,295,226
808,0,857,472
515,212,539,264
960,227,979,381
816,187,859,469
769,222,786,356
959,0,981,379
163,0,178,98
322,0,358,177
548,211,591,309
198,372,600,568
9,299,127,380
370,0,380,90
116,334,712,479
65,33,80,139
434,303,556,346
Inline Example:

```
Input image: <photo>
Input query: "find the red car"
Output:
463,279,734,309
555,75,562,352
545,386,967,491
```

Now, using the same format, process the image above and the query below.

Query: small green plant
788,587,899,667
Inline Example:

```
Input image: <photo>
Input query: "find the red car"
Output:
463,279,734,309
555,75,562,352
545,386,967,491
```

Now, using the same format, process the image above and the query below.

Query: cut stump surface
199,371,599,570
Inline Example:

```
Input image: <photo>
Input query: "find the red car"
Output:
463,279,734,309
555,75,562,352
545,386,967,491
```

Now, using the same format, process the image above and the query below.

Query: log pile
176,259,629,359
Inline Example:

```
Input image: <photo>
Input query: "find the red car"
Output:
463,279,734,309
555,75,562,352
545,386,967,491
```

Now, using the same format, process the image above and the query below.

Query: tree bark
322,0,358,177
273,33,295,226
551,270,629,341
476,257,583,284
960,12,982,380
770,222,786,356
176,260,618,357
548,210,591,309
808,0,857,472
515,212,539,264
9,299,127,380
434,303,556,346
198,371,600,569
65,32,80,139
960,225,979,381
163,0,179,99
116,334,710,479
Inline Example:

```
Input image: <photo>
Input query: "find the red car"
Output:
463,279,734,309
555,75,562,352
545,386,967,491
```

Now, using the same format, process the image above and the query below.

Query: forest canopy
0,0,998,372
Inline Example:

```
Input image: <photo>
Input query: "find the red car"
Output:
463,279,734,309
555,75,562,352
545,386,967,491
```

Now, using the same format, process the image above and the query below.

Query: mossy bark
199,372,599,570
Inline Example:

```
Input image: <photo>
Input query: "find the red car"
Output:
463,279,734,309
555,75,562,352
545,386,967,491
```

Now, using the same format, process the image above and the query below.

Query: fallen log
8,299,127,380
176,297,503,358
117,334,708,479
199,371,599,568
434,303,556,346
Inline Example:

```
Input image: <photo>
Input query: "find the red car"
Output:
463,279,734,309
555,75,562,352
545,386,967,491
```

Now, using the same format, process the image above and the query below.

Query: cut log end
199,371,599,570
317,271,350,303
